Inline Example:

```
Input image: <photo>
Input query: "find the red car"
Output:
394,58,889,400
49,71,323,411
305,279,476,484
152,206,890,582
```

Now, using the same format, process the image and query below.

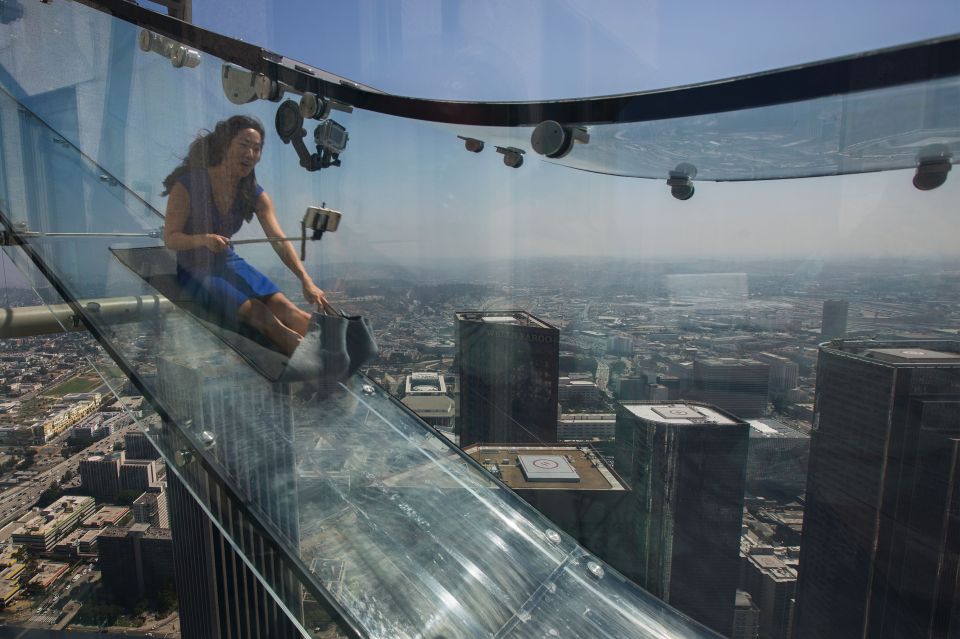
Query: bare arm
254,191,326,305
163,182,229,252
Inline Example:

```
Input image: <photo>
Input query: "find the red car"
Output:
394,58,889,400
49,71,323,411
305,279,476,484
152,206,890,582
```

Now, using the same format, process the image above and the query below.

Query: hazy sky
167,0,960,264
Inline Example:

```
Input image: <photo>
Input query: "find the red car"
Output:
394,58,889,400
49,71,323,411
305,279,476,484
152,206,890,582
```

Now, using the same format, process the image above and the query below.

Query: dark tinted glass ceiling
188,0,960,101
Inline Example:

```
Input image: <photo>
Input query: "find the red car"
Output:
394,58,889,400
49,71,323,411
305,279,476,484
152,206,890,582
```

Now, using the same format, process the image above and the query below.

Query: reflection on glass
0,2,725,637
0,1,958,638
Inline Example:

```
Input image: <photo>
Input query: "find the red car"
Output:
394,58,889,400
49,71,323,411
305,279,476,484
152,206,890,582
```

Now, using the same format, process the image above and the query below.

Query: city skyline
0,0,957,635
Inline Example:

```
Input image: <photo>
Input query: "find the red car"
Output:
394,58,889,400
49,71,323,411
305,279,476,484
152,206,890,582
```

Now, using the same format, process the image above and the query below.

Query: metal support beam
0,295,173,338
150,0,191,22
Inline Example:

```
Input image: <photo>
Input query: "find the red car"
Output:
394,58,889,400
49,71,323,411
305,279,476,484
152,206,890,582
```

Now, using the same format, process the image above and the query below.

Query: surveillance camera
315,120,348,155
913,156,952,191
496,146,525,168
457,136,484,153
667,163,697,200
670,184,695,201
531,120,590,158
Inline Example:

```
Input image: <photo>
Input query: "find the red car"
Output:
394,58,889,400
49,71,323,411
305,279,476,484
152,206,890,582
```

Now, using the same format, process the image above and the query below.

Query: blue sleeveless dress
174,169,281,329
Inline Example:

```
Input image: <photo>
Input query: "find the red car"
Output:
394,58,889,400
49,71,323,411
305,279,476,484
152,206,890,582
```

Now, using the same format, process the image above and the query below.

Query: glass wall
0,1,958,638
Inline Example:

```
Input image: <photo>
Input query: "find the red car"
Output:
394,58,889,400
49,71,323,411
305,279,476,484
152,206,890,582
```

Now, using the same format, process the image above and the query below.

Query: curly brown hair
161,115,265,222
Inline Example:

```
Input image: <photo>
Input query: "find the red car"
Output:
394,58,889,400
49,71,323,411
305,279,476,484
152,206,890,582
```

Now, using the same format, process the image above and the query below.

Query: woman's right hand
203,234,231,252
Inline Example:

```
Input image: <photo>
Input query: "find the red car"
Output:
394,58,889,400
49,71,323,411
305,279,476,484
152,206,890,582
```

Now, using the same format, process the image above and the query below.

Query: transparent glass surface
1,2,959,639
0,1,720,637
449,75,960,180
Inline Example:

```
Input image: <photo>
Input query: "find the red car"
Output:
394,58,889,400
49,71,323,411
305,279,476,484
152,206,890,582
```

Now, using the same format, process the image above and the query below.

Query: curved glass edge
72,0,960,128
0,4,722,637
443,74,960,181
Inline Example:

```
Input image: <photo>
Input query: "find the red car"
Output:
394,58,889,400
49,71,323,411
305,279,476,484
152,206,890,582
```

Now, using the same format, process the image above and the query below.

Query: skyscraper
97,524,174,607
461,443,633,580
690,358,770,418
155,351,303,639
456,311,560,446
132,483,169,529
124,430,161,461
820,299,849,340
795,340,960,639
615,401,749,636
119,459,158,495
79,453,123,501
732,590,761,639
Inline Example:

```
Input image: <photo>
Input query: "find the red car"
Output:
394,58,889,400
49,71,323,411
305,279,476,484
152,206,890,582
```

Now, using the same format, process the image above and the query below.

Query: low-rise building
11,496,96,553
557,413,616,440
82,506,130,529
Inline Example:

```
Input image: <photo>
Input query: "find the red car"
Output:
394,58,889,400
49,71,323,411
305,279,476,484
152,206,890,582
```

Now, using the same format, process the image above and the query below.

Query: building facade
689,358,770,418
456,311,559,446
156,350,303,639
795,340,960,639
819,299,849,340
462,444,633,580
615,401,749,636
97,524,174,607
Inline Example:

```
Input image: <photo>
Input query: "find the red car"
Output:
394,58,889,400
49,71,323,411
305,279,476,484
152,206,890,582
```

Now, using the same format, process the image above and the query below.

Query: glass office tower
456,311,560,446
0,1,957,637
796,341,960,639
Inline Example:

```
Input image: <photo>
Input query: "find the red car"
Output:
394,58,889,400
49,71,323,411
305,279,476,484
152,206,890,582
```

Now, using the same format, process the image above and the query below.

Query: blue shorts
177,253,281,329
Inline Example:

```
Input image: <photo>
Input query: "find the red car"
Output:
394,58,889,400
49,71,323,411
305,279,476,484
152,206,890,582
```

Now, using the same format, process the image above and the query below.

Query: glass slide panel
447,75,960,181
0,1,718,637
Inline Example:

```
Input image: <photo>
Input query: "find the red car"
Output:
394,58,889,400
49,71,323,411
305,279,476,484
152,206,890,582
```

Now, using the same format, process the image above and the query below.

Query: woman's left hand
302,279,326,306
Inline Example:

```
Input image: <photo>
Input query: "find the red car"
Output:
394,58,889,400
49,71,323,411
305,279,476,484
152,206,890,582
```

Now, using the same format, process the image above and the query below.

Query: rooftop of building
620,402,742,426
696,357,766,368
455,310,555,330
99,524,171,541
82,506,130,527
463,445,627,491
81,452,122,464
745,552,798,581
747,418,808,439
405,372,446,394
824,339,960,365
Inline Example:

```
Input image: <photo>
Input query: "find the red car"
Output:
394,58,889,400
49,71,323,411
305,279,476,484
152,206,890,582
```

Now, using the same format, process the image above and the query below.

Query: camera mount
275,100,348,172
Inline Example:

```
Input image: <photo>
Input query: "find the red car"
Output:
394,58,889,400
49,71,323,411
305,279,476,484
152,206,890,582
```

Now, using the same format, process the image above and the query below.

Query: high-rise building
742,547,797,639
79,453,123,501
754,352,800,394
132,483,169,529
97,523,174,607
733,590,761,639
616,373,651,401
689,358,770,418
124,430,161,460
462,443,632,578
795,340,960,639
744,418,810,497
819,299,849,340
456,311,559,446
615,401,749,636
119,459,158,495
156,351,303,639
